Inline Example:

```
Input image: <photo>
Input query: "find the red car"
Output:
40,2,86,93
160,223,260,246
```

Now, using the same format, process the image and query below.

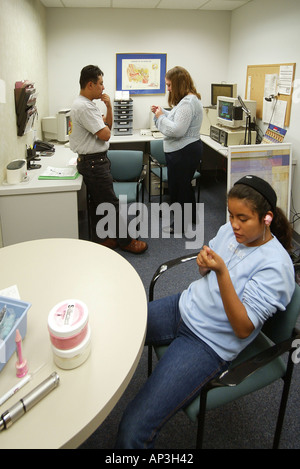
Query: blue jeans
115,294,229,449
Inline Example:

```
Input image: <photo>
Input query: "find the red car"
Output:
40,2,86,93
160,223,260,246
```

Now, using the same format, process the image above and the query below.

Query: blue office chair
108,150,146,204
148,139,201,204
148,252,300,449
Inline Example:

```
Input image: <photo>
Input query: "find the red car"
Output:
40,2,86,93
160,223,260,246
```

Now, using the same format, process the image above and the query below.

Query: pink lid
48,299,88,339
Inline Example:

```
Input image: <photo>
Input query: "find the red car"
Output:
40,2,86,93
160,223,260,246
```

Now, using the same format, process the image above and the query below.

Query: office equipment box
114,99,133,109
113,99,133,136
114,127,133,136
114,109,133,119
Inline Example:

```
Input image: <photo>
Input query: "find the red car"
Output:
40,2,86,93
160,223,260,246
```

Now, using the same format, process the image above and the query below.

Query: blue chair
107,150,146,204
148,139,201,204
148,252,300,449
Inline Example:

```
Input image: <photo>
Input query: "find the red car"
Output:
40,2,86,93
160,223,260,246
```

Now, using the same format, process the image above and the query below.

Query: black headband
234,175,277,213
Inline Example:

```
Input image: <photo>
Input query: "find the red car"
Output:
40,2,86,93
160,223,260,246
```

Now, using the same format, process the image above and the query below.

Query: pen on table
0,375,31,407
0,363,45,407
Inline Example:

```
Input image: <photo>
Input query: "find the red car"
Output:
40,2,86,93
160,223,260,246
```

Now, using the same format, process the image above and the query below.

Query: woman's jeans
115,294,228,449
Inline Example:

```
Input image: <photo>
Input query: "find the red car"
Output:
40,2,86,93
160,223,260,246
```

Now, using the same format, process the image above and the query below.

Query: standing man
69,65,147,254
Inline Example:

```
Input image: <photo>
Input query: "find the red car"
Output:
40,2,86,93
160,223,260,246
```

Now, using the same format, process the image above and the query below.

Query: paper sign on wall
279,65,293,95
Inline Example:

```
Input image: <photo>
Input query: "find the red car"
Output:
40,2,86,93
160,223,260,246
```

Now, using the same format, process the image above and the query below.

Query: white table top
110,130,158,144
201,135,229,156
0,238,147,449
0,132,227,198
0,133,155,197
0,145,82,196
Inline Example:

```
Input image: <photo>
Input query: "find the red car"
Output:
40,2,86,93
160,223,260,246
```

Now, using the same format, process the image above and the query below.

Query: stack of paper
38,166,79,180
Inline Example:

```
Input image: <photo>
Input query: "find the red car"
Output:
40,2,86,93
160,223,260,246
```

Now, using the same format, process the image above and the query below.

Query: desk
0,146,82,246
201,135,228,157
0,134,156,247
0,133,223,248
0,238,147,449
111,130,157,145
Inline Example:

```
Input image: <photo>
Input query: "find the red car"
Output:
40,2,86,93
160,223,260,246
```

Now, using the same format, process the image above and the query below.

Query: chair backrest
107,150,143,181
261,283,300,344
150,139,166,165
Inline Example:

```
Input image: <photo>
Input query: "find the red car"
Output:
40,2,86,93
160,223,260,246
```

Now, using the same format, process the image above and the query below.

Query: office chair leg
148,345,153,376
273,351,295,449
159,167,163,206
148,158,151,203
196,388,208,449
87,190,92,241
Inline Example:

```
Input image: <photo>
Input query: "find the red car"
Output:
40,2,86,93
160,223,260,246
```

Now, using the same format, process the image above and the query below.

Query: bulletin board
245,63,296,126
227,143,292,217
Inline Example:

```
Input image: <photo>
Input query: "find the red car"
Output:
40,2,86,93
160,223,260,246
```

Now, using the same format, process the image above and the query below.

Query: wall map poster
116,53,167,95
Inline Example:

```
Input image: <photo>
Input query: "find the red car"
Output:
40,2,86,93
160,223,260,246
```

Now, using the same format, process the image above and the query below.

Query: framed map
227,143,292,217
116,53,167,95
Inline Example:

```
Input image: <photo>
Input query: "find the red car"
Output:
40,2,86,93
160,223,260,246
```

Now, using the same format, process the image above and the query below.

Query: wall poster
116,53,167,95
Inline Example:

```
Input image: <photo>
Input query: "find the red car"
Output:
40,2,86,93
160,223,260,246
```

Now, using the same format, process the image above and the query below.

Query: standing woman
151,66,203,233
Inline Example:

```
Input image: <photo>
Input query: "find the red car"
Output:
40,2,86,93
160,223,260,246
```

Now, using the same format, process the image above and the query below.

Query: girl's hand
197,246,226,275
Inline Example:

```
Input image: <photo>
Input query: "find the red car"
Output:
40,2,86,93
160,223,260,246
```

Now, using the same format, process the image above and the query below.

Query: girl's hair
228,183,293,252
80,65,103,89
165,66,201,107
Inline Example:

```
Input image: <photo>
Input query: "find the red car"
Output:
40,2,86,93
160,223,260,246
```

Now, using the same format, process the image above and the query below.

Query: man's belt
78,151,107,161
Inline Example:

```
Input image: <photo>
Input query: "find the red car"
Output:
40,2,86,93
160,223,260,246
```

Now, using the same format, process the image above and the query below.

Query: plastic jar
51,325,91,370
48,299,91,369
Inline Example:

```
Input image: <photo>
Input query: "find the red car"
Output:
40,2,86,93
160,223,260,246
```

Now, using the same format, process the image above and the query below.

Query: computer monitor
211,83,237,106
217,96,256,128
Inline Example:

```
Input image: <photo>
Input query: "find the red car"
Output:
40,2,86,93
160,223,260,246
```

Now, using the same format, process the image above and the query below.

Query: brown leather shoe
99,238,118,250
121,239,148,254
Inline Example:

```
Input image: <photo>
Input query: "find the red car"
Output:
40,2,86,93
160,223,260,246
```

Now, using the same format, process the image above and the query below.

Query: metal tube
0,372,60,431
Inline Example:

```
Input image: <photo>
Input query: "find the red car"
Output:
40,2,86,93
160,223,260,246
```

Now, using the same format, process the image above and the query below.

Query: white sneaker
162,225,174,234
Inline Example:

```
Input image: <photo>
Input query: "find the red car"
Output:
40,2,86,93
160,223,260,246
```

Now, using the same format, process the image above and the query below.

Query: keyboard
152,131,164,139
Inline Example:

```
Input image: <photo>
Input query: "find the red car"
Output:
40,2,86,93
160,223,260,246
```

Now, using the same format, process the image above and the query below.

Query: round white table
0,239,147,449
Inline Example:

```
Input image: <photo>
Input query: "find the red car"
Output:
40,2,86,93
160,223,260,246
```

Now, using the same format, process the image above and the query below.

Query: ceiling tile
200,0,251,10
40,0,64,6
62,0,111,6
39,0,252,9
157,0,207,8
112,0,159,8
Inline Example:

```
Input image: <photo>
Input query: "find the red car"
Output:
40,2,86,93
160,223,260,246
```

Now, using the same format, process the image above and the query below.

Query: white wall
229,0,300,235
0,0,48,179
0,0,48,247
46,7,232,129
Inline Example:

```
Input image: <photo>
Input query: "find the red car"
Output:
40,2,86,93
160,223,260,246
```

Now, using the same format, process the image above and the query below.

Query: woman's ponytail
271,207,293,252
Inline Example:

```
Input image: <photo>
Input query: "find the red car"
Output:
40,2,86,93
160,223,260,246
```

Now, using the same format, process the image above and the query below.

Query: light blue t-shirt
179,222,295,361
154,94,203,153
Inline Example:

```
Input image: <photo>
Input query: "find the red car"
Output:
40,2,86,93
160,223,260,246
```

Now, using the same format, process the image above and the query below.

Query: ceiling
40,0,253,11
